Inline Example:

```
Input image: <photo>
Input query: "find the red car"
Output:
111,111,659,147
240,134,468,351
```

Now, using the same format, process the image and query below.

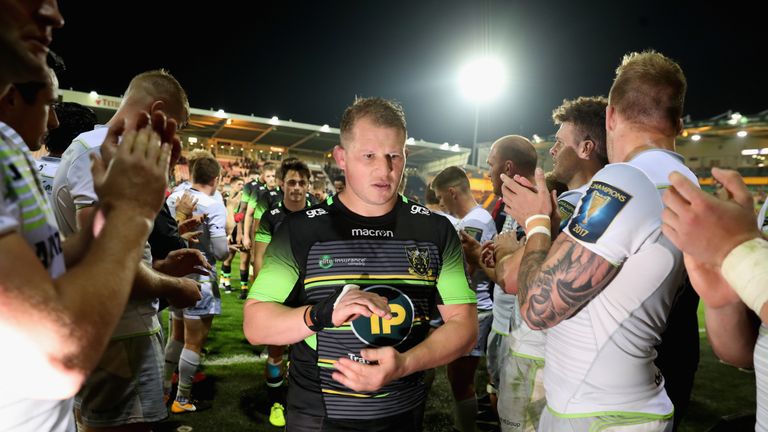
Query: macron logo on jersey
306,208,328,218
351,228,394,238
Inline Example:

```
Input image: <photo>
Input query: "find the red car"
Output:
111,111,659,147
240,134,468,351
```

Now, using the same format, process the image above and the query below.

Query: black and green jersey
253,200,311,244
250,186,282,220
249,195,475,420
237,180,265,215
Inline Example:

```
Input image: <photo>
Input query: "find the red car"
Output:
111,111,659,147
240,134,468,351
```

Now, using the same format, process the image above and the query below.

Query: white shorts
171,278,221,319
498,352,546,432
538,408,673,432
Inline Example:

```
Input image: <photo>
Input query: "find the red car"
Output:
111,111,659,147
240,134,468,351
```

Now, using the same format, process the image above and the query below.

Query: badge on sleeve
557,199,576,231
568,181,632,243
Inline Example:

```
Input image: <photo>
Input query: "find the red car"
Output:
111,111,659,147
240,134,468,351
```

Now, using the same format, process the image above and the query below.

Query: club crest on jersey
568,181,631,243
405,246,432,277
351,285,414,347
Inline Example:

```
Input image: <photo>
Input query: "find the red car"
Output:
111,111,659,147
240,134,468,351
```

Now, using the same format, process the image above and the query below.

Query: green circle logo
351,286,414,347
318,255,333,269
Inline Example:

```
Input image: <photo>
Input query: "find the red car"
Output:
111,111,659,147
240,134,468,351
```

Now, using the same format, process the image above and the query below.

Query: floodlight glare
691,134,701,141
458,57,506,103
737,130,748,138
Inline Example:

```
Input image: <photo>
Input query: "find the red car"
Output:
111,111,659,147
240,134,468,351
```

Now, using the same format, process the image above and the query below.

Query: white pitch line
204,354,267,366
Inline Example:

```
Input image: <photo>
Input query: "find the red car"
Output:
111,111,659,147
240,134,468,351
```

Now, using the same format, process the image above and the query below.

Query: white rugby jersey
0,122,73,432
167,187,227,269
457,205,497,311
509,185,588,360
545,149,696,417
52,126,160,339
173,180,225,206
36,155,60,201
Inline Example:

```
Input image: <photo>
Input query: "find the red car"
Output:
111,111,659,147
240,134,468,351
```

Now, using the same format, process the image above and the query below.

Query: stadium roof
58,89,471,168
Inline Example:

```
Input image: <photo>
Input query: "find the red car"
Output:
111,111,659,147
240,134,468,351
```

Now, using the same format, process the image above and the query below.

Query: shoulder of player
60,128,104,165
282,201,331,225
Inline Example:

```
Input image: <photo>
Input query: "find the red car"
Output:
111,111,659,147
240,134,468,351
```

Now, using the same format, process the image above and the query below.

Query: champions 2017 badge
351,285,415,348
568,181,632,243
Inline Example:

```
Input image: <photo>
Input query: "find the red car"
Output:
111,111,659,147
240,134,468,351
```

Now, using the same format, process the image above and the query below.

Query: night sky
52,0,765,145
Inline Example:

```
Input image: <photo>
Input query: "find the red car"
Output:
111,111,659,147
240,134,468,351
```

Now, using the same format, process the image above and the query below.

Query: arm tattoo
518,235,616,329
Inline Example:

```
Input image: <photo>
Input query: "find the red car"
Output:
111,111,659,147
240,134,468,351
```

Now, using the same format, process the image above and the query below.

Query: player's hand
92,121,170,219
166,278,202,309
662,168,760,266
154,248,211,277
178,214,205,235
181,230,202,244
242,235,252,252
458,230,482,267
331,289,391,327
332,346,405,392
501,168,552,230
494,230,524,262
176,192,198,220
480,240,496,268
684,253,742,309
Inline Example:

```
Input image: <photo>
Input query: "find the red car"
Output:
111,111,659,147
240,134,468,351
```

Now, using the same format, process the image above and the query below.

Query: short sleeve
254,212,273,244
248,219,300,303
251,191,268,219
64,145,99,208
436,217,476,305
565,163,663,266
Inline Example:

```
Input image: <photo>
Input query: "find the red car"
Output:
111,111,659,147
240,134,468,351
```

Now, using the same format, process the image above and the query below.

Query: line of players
3,4,768,432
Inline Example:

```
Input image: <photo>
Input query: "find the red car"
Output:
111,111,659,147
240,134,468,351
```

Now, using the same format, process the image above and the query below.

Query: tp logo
351,285,414,347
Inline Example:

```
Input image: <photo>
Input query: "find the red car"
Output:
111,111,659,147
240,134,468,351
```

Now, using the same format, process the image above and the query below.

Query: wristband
307,284,360,332
527,226,551,238
721,237,768,315
525,214,550,229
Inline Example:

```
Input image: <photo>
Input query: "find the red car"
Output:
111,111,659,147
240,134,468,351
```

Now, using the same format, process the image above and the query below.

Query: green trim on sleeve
436,225,475,305
247,227,299,303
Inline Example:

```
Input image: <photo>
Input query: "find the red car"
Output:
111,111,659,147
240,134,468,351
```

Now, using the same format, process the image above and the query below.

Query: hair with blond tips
609,50,686,135
125,69,190,126
552,96,609,165
339,97,407,147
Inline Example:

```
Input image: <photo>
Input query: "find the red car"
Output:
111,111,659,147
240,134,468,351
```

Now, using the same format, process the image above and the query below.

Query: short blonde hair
609,51,686,135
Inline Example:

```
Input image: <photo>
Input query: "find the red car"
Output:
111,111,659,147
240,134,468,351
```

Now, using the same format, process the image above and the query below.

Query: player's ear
333,145,346,171
580,139,595,160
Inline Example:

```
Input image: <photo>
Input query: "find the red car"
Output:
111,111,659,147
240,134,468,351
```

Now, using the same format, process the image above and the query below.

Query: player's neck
337,191,397,217
612,129,676,163
192,182,216,196
567,164,599,191
284,198,306,212
455,196,478,220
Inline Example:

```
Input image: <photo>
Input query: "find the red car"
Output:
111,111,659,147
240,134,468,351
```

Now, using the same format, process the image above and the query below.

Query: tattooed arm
516,232,618,330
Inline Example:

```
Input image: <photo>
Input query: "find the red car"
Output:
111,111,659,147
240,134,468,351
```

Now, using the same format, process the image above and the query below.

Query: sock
454,396,478,432
163,339,184,394
240,270,249,288
266,359,284,386
221,265,231,285
266,359,285,405
177,348,201,402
